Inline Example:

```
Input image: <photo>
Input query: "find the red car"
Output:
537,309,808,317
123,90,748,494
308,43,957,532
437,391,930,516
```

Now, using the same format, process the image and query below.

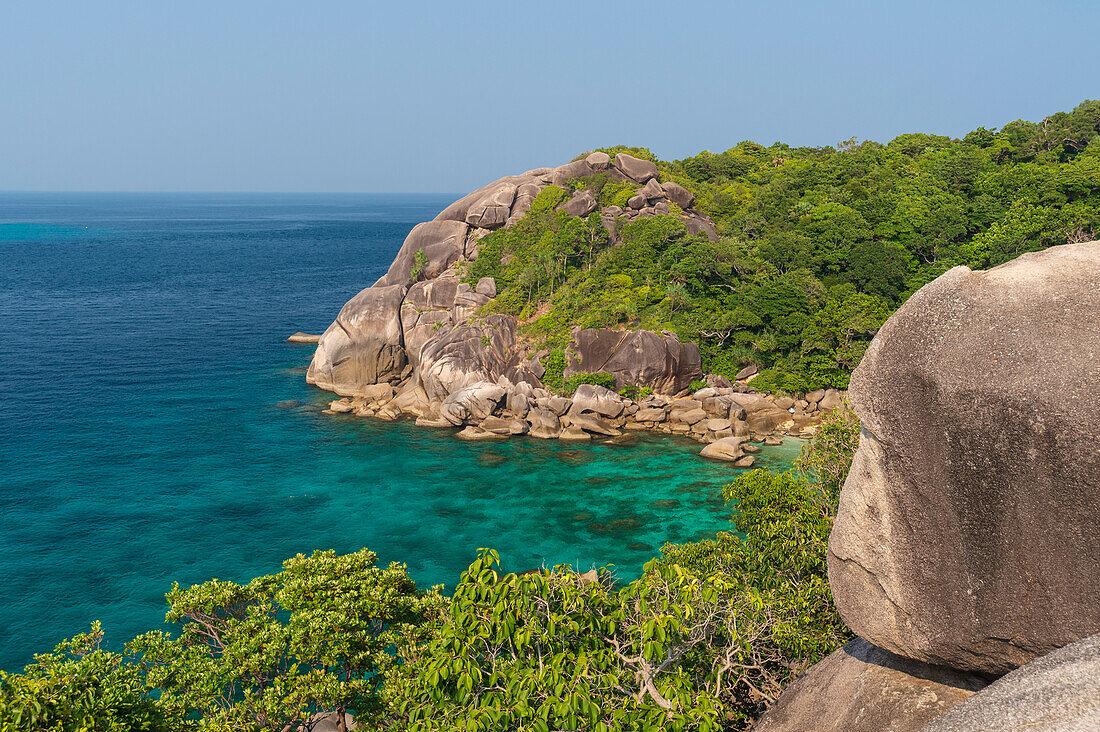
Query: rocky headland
754,241,1100,731
304,153,847,461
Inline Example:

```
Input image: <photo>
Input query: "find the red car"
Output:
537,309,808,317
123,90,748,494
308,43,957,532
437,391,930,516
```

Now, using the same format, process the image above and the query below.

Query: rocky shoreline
318,374,846,464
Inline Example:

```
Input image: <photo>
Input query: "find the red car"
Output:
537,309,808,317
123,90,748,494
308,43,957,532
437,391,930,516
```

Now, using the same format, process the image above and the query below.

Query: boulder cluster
307,155,843,458
324,379,846,459
756,241,1100,731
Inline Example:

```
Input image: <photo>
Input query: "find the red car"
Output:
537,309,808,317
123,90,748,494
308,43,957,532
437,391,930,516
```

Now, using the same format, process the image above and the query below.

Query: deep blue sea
0,193,799,671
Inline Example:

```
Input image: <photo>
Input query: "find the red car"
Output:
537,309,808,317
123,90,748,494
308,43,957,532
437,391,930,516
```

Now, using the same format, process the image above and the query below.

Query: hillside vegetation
466,101,1100,393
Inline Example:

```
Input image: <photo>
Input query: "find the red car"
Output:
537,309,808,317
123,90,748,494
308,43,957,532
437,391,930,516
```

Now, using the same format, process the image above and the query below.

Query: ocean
0,192,800,671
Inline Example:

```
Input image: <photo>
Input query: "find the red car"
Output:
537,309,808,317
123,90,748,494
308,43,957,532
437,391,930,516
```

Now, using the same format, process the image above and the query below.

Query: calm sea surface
0,193,799,671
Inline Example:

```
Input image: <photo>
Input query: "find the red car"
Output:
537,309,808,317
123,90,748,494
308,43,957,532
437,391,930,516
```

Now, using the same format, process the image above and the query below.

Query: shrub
748,368,811,396
561,371,616,395
129,549,445,731
618,384,653,400
688,379,709,393
0,622,172,731
539,348,567,391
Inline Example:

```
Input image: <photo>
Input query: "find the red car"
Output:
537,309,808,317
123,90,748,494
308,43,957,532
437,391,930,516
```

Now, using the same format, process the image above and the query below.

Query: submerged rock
286,332,321,343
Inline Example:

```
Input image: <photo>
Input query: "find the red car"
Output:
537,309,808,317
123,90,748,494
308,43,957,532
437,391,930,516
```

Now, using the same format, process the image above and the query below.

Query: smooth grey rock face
661,181,695,208
440,381,506,424
922,633,1100,731
568,384,625,418
527,407,561,438
698,436,744,462
375,220,468,288
612,153,658,183
549,160,595,187
434,175,529,224
828,241,1100,675
400,277,459,368
640,177,665,201
415,314,538,402
684,212,718,242
307,284,408,396
585,151,611,169
560,189,598,217
754,638,985,732
566,329,702,395
475,277,497,298
465,183,516,229
735,363,758,380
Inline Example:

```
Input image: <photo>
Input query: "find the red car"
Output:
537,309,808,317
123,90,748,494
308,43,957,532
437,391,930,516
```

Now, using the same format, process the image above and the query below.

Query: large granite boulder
754,638,986,732
922,632,1100,731
307,284,407,396
698,436,744,462
565,329,702,394
465,183,516,229
612,153,658,183
684,212,718,242
560,189,598,217
434,175,530,224
400,276,460,367
415,314,538,402
661,181,694,208
549,159,596,187
439,381,507,425
568,383,626,418
585,151,611,169
828,241,1100,675
375,220,468,288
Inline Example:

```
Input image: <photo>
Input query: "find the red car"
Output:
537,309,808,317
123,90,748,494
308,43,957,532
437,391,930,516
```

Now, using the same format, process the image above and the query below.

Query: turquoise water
0,193,800,671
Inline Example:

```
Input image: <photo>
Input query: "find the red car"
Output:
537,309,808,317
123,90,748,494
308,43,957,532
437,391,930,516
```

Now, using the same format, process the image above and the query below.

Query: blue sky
2,1,1096,192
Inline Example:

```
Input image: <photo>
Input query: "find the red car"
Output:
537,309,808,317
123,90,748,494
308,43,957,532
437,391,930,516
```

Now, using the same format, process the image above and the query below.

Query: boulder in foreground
753,638,985,732
828,241,1100,675
922,632,1100,732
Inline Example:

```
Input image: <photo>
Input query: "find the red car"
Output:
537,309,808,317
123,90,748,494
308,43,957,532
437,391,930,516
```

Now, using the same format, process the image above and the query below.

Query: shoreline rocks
322,378,843,460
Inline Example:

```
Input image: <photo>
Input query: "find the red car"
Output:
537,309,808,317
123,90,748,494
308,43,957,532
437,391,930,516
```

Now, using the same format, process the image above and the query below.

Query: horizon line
0,189,464,196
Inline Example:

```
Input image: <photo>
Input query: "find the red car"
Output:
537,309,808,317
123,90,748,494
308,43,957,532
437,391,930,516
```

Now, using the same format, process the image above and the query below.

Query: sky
2,0,1097,193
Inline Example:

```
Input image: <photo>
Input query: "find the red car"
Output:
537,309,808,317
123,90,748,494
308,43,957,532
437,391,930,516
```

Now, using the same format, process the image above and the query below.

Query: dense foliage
466,101,1100,390
0,409,860,731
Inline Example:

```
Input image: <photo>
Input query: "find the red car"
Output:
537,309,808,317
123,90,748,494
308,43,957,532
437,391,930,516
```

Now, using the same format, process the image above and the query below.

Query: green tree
0,622,173,732
130,549,444,731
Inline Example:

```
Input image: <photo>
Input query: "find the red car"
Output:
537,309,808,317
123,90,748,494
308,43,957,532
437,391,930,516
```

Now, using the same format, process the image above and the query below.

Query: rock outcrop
922,632,1100,731
565,329,702,394
753,638,986,732
416,315,536,403
827,241,1100,675
307,284,408,395
375,220,469,288
306,154,844,450
286,332,321,343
